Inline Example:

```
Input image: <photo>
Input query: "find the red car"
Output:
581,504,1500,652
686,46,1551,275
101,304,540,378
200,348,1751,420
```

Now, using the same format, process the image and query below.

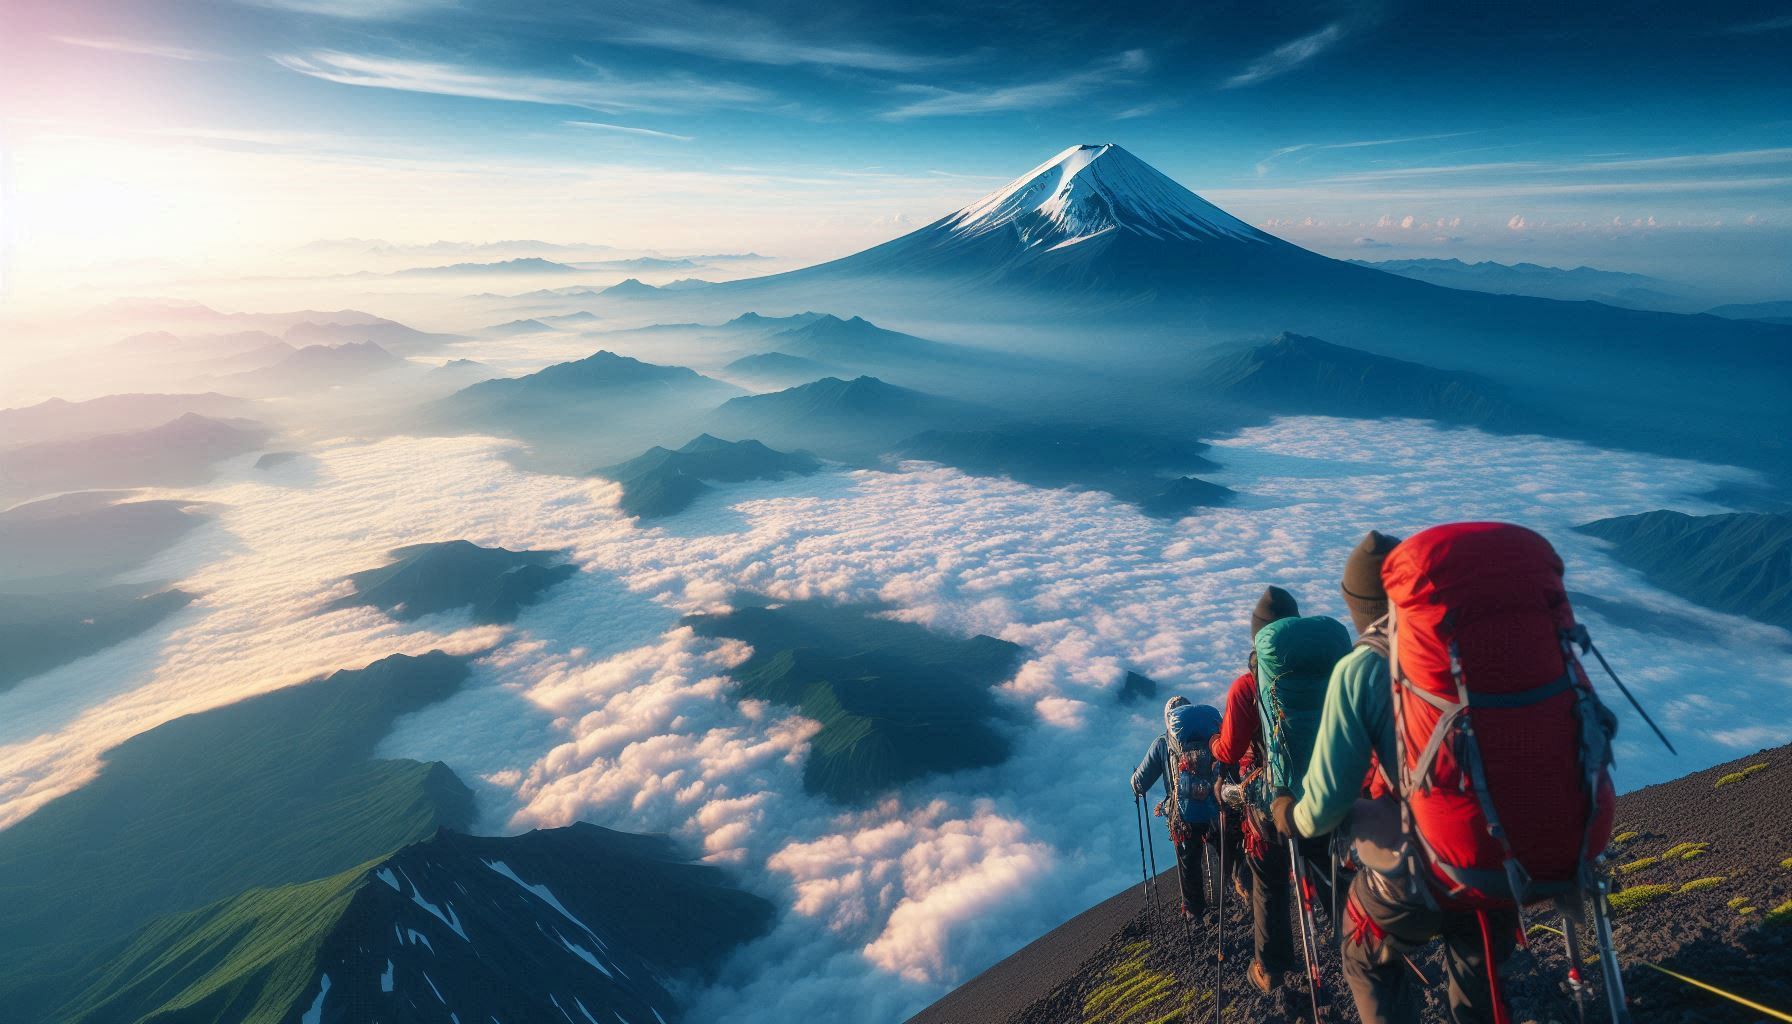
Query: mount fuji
738,143,1339,299
698,143,1791,476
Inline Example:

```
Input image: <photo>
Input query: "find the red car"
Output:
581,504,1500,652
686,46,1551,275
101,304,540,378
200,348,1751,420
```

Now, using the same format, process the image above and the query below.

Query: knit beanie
1342,530,1403,634
1250,585,1300,638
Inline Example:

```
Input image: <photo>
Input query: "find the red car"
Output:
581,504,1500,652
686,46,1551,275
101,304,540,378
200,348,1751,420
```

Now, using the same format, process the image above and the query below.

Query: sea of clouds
0,416,1785,1022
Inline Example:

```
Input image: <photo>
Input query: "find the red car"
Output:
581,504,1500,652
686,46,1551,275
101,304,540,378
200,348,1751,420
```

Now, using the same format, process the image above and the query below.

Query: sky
3,0,1791,292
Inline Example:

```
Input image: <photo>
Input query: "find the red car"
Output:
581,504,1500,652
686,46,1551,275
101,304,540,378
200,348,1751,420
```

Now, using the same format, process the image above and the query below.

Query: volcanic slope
907,744,1792,1024
0,652,476,1020
55,824,774,1024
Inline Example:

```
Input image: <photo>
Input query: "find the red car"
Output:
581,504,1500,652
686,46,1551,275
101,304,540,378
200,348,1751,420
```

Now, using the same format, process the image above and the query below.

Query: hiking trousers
1245,826,1330,975
1341,870,1517,1024
1172,824,1210,912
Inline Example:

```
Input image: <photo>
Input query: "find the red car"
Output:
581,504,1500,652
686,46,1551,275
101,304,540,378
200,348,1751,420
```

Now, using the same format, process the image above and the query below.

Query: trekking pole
1214,809,1228,1024
1288,833,1331,1022
1574,626,1675,755
1560,912,1589,1024
1329,832,1341,942
1134,795,1151,912
1145,800,1161,917
1590,869,1633,1024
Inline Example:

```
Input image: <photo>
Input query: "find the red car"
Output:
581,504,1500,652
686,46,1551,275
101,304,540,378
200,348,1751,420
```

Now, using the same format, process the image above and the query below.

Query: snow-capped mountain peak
942,143,1269,249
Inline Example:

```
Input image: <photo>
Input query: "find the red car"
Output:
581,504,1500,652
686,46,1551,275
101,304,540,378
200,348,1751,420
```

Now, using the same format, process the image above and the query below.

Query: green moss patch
1677,876,1725,894
1611,830,1639,845
1661,842,1708,859
1617,856,1660,874
1610,884,1676,915
1714,763,1769,788
1765,901,1792,926
1780,856,1792,870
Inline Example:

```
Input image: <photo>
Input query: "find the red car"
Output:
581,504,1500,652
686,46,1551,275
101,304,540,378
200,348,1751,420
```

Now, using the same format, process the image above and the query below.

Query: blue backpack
1165,701,1222,837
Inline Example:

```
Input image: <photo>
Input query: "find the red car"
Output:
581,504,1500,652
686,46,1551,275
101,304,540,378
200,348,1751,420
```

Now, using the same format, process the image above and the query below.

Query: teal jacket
1292,644,1401,839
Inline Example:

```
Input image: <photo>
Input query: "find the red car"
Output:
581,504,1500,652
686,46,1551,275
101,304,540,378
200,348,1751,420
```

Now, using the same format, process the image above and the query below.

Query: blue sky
5,0,1790,291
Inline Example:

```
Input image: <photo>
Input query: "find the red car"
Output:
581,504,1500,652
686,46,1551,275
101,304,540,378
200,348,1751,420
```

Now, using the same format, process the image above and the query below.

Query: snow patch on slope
943,144,1267,248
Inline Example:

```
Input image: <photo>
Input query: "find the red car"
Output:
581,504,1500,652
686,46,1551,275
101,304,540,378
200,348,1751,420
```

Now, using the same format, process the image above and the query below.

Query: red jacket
1210,670,1260,774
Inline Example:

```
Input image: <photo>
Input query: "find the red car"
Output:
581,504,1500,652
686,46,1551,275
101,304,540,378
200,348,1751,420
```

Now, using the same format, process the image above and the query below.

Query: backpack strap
1355,615,1391,659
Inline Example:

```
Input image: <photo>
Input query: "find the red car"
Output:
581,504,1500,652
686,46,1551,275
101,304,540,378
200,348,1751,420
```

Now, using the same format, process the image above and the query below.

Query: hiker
1218,602,1352,999
1211,585,1301,904
1275,526,1620,1024
1132,696,1223,919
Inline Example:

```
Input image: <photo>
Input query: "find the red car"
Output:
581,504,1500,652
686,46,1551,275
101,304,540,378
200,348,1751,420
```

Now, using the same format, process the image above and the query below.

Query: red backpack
1378,522,1617,910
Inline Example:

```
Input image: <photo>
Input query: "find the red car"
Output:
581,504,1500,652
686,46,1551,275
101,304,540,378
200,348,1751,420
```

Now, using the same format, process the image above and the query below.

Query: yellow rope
1636,963,1792,1024
1525,922,1792,1023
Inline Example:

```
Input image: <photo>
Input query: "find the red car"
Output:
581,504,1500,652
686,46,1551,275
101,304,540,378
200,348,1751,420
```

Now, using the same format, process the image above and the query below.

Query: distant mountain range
0,585,195,694
391,257,583,277
439,351,741,427
890,424,1232,519
480,317,558,336
1706,299,1792,326
327,540,578,624
219,340,407,396
722,351,845,388
0,490,210,589
0,393,254,448
694,143,1791,476
708,376,991,461
282,317,464,354
596,434,822,519
685,600,1023,802
1347,258,1704,312
0,413,270,502
1577,510,1792,629
1197,332,1521,428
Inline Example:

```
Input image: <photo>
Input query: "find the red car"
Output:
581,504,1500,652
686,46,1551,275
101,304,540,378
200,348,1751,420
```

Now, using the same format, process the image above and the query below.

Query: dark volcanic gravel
909,744,1792,1024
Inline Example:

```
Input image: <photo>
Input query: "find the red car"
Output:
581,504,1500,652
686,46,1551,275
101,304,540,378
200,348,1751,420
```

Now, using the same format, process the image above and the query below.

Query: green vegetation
1728,896,1758,915
1766,901,1792,926
1611,830,1639,845
1618,856,1660,874
596,434,821,519
1677,877,1725,893
686,599,1023,803
1609,884,1676,915
1715,763,1770,787
1779,856,1792,869
327,540,576,624
1661,842,1708,859
55,859,374,1024
0,651,473,1021
1081,942,1202,1024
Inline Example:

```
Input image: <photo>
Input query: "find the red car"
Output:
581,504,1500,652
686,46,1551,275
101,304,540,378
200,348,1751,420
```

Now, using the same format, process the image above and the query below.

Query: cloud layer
0,418,1783,1023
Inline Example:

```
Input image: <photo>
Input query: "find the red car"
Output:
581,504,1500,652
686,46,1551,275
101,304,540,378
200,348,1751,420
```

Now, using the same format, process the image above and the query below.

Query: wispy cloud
1322,147,1792,184
52,35,218,62
564,120,693,142
1255,130,1482,176
1223,23,1346,89
595,3,947,73
1719,13,1792,33
271,51,766,113
880,50,1148,121
238,0,453,19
